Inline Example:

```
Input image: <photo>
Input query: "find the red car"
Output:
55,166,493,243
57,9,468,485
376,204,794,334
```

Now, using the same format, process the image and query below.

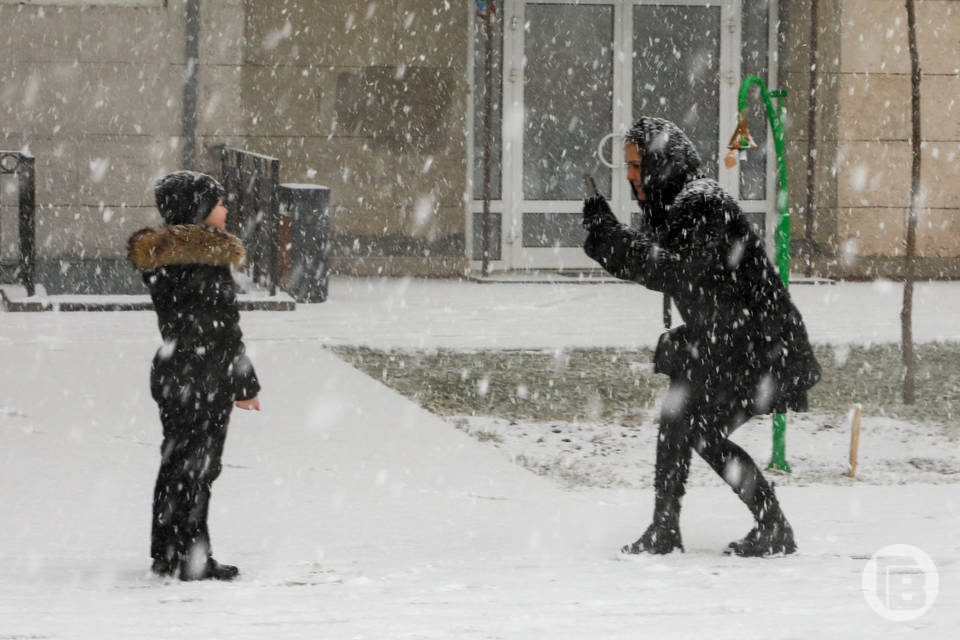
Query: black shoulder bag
652,294,689,378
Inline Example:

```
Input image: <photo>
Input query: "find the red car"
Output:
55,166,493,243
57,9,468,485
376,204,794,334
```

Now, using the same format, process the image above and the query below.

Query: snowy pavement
241,276,960,349
1,277,959,638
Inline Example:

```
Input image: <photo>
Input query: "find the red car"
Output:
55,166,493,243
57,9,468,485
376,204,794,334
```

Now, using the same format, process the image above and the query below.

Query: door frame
466,0,778,271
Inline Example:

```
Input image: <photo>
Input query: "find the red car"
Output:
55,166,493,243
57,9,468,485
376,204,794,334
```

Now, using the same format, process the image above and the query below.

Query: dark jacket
128,224,260,405
584,118,820,414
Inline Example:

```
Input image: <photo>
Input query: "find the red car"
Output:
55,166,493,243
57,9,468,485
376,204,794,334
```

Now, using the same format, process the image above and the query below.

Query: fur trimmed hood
128,225,245,270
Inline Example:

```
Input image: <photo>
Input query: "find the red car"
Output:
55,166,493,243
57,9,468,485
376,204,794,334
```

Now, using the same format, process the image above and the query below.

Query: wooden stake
847,404,862,478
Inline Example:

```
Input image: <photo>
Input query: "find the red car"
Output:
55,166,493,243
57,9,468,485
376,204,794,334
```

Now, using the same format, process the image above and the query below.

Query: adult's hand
236,396,260,411
582,195,615,231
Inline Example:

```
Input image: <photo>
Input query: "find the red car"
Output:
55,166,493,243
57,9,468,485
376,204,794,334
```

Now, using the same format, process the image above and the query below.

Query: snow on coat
584,117,820,414
128,224,260,403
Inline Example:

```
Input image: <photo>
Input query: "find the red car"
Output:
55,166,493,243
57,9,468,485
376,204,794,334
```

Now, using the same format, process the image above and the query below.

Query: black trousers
653,379,775,523
150,394,232,567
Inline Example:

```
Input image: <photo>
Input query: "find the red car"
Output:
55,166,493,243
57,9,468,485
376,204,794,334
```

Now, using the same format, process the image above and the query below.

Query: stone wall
0,0,245,285
0,0,469,282
241,0,469,277
2,0,957,286
781,0,960,279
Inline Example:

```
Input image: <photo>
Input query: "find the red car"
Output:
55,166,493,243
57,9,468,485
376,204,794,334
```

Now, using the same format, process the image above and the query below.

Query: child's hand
235,396,260,411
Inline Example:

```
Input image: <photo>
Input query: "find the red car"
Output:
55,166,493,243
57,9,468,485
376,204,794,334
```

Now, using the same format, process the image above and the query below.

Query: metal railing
218,146,280,296
0,151,36,297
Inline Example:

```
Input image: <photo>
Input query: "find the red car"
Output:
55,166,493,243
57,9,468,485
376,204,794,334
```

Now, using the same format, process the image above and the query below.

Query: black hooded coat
584,118,820,415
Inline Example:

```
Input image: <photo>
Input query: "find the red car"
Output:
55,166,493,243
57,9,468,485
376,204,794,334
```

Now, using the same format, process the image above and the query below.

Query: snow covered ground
1,276,958,638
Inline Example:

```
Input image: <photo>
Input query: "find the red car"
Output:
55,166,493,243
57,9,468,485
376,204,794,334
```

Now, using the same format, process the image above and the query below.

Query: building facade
0,0,957,292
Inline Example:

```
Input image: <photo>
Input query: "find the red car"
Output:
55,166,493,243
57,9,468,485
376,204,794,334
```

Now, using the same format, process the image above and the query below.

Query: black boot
725,527,759,552
726,485,796,557
202,558,240,581
621,522,684,555
179,557,240,581
150,557,177,578
726,520,795,557
621,493,684,555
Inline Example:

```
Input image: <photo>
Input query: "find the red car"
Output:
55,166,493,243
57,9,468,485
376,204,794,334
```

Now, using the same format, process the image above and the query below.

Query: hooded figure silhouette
583,116,820,557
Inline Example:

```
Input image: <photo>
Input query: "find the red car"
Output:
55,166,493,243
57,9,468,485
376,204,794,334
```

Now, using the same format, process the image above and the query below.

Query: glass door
509,1,617,270
632,2,725,183
471,0,751,271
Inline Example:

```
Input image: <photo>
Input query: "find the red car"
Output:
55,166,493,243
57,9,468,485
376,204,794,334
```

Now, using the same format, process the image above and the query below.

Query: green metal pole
737,76,792,473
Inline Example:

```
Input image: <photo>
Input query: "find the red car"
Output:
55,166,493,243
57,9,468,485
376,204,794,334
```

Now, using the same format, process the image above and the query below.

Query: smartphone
583,174,598,198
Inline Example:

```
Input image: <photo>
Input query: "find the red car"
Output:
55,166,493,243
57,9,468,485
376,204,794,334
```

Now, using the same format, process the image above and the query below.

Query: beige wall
241,0,469,276
1,0,469,276
0,0,248,261
2,0,957,280
781,0,960,278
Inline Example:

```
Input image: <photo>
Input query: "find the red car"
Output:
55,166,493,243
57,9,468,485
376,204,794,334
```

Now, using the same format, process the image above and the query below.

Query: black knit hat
154,170,226,226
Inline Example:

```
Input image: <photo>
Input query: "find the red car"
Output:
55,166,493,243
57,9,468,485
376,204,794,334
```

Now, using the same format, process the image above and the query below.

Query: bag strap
662,293,672,329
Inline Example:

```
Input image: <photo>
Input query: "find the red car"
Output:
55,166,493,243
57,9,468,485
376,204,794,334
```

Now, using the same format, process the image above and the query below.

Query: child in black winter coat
129,171,261,581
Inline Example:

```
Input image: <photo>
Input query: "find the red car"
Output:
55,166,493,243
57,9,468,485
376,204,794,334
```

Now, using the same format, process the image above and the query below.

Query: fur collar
128,225,245,270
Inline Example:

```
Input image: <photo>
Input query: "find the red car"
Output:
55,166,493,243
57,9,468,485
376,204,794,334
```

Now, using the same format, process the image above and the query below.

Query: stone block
0,4,88,63
836,141,911,208
0,63,84,136
922,142,960,208
784,133,840,210
78,5,176,64
778,0,813,74
200,0,246,65
780,0,844,74
839,0,959,75
334,66,457,154
394,1,467,69
198,64,246,136
1,62,181,137
76,63,183,137
838,74,910,140
242,66,337,137
33,204,158,259
836,205,960,259
0,136,80,207
840,0,911,74
917,0,960,74
917,208,960,257
75,135,177,207
245,0,394,67
923,75,960,141
836,206,907,257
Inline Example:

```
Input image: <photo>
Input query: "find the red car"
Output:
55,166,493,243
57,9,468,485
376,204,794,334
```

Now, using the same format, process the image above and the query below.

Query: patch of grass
810,343,960,423
474,430,504,443
333,347,664,425
333,343,960,426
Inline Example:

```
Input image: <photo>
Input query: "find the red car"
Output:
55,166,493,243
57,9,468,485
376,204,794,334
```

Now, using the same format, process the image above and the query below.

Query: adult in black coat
129,171,261,580
583,117,820,557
